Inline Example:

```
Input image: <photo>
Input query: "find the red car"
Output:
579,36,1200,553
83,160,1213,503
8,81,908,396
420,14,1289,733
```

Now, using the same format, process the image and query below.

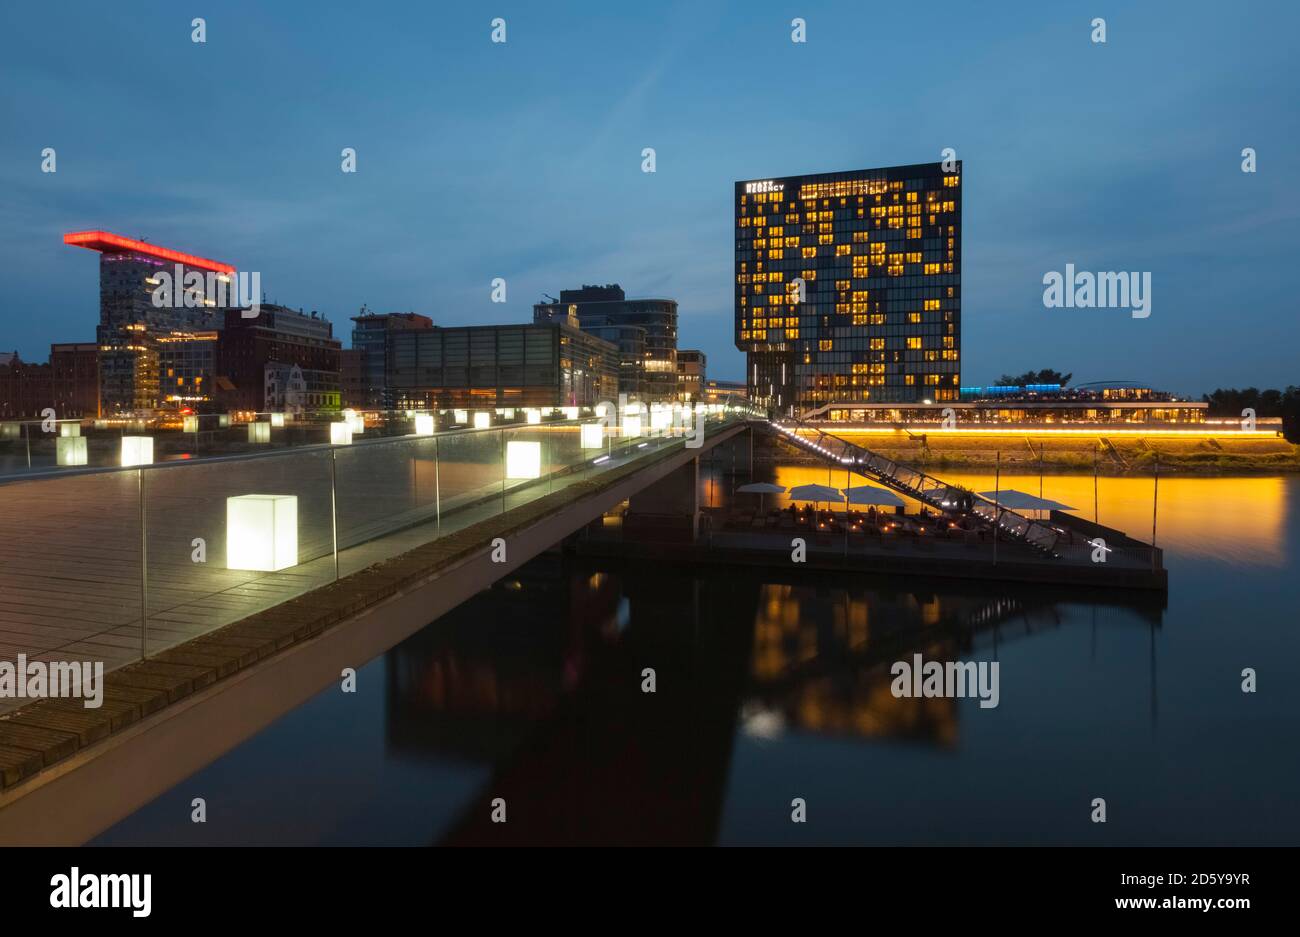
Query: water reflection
377,557,1162,845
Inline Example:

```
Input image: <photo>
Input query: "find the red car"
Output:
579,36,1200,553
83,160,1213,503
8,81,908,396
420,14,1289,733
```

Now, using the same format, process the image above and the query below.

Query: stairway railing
772,419,1061,557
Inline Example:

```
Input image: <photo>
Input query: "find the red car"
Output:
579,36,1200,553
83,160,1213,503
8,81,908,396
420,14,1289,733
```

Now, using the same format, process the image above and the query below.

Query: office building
735,163,961,414
49,342,100,417
215,305,341,412
65,230,239,415
350,312,433,409
533,284,678,400
386,321,618,410
676,349,706,402
0,343,100,419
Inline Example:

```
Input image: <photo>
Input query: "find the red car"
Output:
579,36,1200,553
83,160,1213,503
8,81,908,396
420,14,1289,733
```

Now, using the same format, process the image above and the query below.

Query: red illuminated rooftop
63,230,236,274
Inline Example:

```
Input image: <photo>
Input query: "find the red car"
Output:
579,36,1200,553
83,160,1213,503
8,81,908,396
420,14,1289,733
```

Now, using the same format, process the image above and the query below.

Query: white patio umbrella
787,483,845,514
841,485,905,507
737,481,786,512
978,488,1076,517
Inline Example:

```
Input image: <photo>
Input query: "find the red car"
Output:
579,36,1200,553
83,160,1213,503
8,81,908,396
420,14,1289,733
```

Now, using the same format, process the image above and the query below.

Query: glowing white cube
120,436,153,466
226,494,298,572
526,409,542,425
474,412,491,429
651,407,672,430
453,409,468,424
414,413,435,435
57,436,87,466
501,408,515,419
270,412,285,428
621,414,641,438
562,407,578,420
506,440,542,479
330,422,353,445
348,414,365,435
248,422,270,444
182,416,199,433
580,423,604,449
0,423,19,440
59,422,81,437
218,414,231,428
594,404,608,418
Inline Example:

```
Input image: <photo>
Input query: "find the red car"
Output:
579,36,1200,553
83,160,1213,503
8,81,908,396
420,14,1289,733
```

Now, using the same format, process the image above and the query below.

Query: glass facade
96,253,232,414
735,162,961,414
534,285,679,401
386,322,619,409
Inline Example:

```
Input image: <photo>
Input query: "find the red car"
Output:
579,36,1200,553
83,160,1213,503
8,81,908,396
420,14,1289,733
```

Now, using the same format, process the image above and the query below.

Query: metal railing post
330,447,339,580
138,467,148,659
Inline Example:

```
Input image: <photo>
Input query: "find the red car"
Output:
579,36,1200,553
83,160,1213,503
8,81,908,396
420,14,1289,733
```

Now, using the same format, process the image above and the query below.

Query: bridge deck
0,427,711,714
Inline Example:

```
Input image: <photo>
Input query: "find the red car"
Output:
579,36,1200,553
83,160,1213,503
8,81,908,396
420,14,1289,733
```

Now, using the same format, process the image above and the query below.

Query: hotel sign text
744,180,784,194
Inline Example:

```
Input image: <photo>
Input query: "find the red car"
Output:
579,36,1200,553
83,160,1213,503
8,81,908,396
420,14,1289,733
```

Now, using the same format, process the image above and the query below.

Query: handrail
772,418,1061,557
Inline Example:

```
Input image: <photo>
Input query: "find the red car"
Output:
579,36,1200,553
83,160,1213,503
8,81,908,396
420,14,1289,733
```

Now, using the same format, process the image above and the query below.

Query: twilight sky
1,0,1296,394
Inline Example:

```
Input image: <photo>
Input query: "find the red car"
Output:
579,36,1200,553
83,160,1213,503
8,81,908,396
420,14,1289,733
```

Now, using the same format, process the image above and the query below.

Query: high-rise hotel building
65,230,238,414
735,162,961,415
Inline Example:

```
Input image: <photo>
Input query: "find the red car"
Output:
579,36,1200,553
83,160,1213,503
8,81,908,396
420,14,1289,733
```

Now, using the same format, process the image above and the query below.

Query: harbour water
93,469,1300,845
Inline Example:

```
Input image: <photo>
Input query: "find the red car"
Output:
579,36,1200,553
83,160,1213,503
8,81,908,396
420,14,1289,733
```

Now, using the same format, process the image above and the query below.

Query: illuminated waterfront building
735,163,961,414
215,306,341,413
64,230,239,415
156,330,218,409
350,311,433,409
385,321,618,409
676,349,706,403
534,285,678,401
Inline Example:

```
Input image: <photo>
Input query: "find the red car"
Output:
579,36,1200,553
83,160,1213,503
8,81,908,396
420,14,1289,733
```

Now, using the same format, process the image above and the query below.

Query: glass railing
0,402,752,711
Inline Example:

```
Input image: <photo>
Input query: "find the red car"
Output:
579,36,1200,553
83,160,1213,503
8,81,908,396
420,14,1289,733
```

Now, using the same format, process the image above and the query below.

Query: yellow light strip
824,427,1282,438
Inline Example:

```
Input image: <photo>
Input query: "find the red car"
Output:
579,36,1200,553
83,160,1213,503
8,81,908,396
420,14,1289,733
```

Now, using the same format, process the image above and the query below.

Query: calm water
93,469,1300,845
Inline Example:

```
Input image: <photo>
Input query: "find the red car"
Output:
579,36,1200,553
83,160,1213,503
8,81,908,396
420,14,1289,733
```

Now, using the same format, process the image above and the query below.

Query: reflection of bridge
0,404,758,843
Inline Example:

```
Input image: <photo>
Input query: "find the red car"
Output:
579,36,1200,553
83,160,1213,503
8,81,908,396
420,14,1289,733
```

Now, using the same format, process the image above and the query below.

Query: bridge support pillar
624,456,699,543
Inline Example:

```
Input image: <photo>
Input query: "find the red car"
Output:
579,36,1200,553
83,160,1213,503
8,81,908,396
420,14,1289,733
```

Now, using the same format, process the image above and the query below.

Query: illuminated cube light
621,413,642,438
524,409,540,425
474,412,492,429
270,413,285,428
120,436,153,466
453,409,468,424
57,436,87,466
501,408,515,419
0,423,19,440
182,415,199,433
594,403,608,418
218,414,231,428
651,407,672,431
226,494,298,572
330,422,353,445
60,422,82,437
505,440,542,479
580,422,604,450
248,422,270,444
414,413,435,435
345,409,364,435
562,407,578,420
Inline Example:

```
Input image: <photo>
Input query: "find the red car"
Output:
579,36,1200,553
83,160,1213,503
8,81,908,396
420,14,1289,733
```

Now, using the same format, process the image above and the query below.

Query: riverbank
762,428,1300,475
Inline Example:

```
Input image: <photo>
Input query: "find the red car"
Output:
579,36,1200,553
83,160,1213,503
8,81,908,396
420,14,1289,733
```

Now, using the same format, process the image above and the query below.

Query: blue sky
1,0,1296,393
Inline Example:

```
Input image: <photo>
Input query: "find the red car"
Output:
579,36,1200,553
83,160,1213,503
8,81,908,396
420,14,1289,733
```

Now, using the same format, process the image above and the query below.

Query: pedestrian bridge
0,404,758,842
